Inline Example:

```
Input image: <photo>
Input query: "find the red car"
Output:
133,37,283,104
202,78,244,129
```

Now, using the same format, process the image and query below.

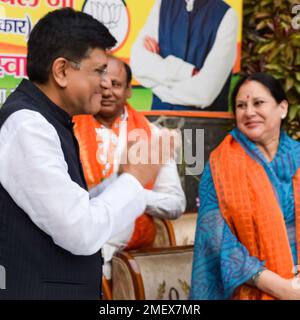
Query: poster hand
143,36,160,54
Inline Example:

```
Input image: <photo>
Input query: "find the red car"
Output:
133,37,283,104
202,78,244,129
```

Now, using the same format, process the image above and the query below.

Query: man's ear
126,83,132,99
51,57,70,88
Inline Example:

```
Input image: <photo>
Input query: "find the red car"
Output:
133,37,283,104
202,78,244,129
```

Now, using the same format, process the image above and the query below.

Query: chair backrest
152,217,172,248
112,246,193,300
153,213,197,247
164,213,197,246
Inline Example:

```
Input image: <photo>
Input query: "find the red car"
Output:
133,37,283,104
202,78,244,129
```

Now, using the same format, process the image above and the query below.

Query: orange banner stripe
141,110,234,119
0,43,27,55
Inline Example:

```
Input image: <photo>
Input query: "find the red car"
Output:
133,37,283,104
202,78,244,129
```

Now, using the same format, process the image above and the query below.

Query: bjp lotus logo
82,0,130,51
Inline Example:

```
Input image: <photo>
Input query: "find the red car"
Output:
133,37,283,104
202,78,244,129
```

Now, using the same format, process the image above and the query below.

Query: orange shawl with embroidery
210,134,300,300
73,104,156,250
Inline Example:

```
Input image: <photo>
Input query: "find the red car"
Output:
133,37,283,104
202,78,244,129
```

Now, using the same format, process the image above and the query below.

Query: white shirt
88,108,186,278
0,109,147,256
130,0,238,108
89,106,186,220
92,159,186,279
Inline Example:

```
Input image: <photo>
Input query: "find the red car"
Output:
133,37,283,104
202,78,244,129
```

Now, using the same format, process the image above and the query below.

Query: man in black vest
0,8,163,300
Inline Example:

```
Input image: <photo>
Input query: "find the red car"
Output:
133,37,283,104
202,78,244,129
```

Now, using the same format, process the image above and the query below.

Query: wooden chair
102,276,113,300
152,217,172,247
153,213,197,247
111,246,193,300
163,212,197,246
104,213,197,299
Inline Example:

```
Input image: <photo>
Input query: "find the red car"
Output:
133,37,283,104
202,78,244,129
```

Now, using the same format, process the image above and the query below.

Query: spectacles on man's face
65,57,108,80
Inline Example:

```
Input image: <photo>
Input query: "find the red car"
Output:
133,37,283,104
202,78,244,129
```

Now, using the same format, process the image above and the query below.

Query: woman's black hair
231,72,288,115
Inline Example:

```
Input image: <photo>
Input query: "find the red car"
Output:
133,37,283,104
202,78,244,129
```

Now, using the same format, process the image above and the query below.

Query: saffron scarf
73,104,156,250
210,133,300,300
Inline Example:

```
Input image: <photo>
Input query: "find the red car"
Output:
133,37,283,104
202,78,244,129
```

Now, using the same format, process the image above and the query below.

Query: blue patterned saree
190,128,300,299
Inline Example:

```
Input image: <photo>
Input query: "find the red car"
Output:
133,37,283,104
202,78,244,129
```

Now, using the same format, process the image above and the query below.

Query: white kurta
89,107,186,278
0,109,147,256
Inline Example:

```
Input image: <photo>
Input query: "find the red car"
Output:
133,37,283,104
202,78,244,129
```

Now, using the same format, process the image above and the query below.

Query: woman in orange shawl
190,73,300,300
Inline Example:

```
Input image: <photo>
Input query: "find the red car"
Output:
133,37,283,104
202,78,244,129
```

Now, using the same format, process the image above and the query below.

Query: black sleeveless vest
0,79,102,300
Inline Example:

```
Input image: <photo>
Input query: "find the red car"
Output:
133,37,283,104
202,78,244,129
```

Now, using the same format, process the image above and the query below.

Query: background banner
0,0,243,110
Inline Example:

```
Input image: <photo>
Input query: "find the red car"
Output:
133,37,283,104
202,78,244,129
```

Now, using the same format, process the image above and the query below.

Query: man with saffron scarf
190,73,300,300
74,56,186,279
